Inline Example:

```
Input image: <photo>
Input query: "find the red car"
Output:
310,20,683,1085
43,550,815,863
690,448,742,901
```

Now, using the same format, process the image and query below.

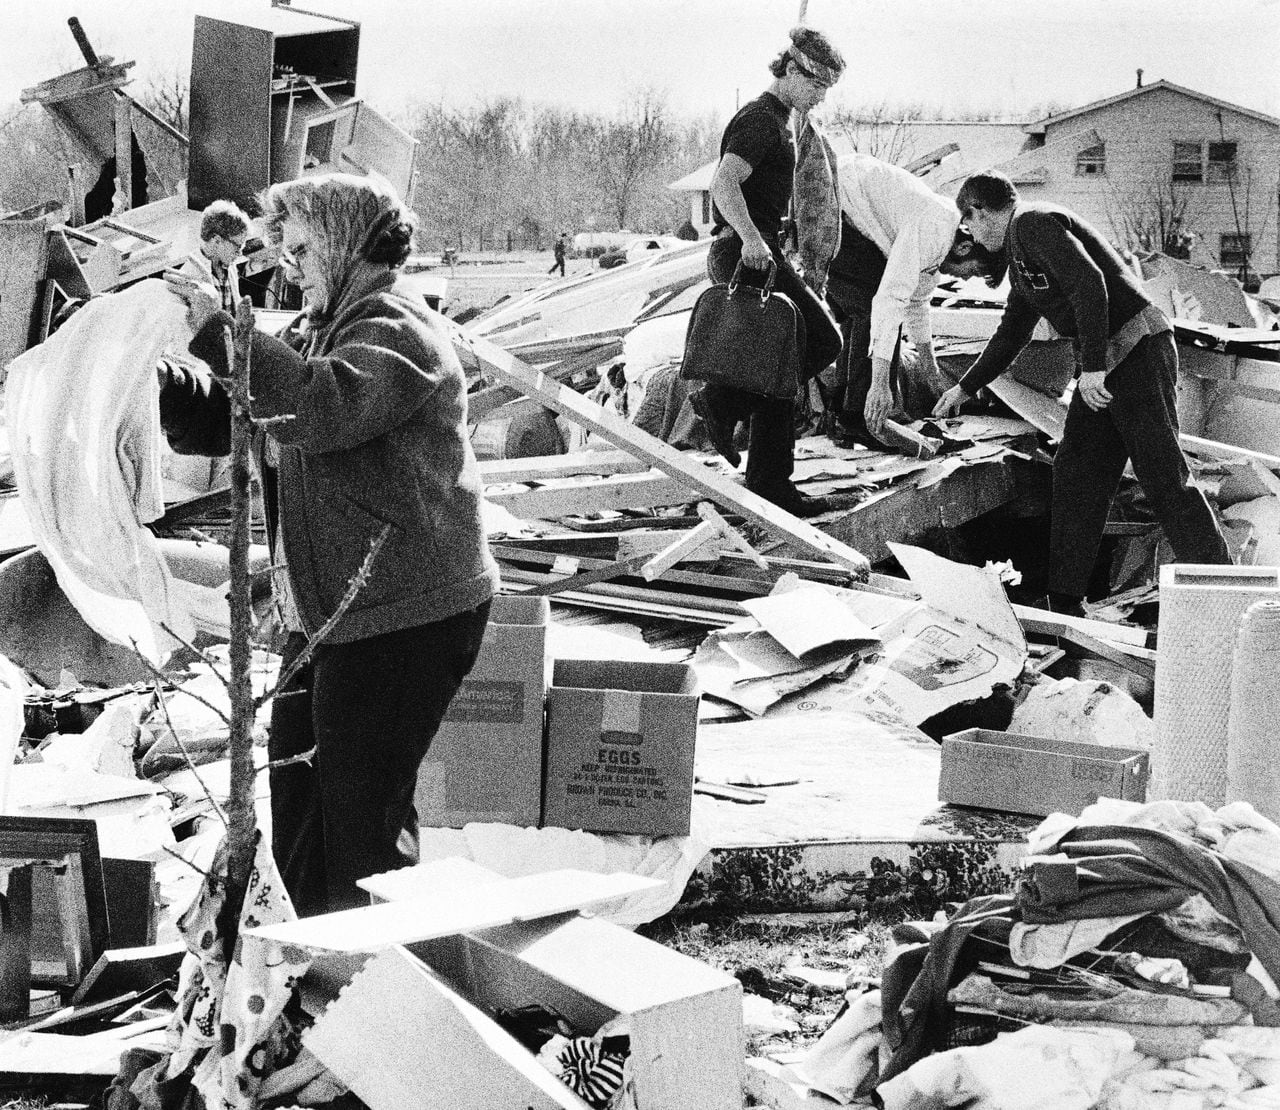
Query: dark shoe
690,390,741,468
831,415,892,453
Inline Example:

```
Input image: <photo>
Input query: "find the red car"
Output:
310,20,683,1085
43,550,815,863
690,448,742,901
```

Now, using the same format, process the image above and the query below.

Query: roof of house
668,161,716,193
1024,79,1280,134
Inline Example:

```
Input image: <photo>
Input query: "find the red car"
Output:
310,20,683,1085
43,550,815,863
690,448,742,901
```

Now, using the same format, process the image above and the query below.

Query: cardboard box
542,659,698,836
299,861,744,1110
416,594,549,828
939,728,1149,817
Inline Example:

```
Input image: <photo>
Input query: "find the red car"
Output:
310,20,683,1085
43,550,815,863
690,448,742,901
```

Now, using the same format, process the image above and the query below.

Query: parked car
598,236,680,269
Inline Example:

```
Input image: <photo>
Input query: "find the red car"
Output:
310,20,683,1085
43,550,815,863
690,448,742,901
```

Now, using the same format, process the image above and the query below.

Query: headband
788,43,842,86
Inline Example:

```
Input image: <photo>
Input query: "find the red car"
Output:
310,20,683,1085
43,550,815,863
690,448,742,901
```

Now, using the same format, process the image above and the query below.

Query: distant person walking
933,170,1230,614
549,232,568,277
692,25,846,517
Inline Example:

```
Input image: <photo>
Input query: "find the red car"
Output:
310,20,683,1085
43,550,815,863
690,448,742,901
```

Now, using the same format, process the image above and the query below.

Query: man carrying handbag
689,25,845,517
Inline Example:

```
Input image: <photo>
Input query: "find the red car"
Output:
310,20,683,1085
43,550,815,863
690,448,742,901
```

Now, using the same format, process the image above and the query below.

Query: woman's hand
164,272,221,333
932,384,969,419
1077,370,1113,412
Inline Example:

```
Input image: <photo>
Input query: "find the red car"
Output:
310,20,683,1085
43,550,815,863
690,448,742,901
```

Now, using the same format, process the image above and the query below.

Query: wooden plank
480,449,647,484
1181,434,1280,472
491,545,771,597
1012,603,1150,648
520,554,650,597
484,471,693,518
1021,618,1157,681
113,95,132,216
505,330,628,363
499,573,737,626
248,869,663,952
450,324,870,574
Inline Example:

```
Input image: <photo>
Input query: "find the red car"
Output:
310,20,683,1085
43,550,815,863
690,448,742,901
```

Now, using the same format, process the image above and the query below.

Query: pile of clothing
793,798,1280,1108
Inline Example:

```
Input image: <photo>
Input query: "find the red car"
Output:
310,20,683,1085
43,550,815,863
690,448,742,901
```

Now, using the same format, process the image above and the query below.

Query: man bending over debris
825,152,997,450
161,174,498,916
934,170,1231,615
691,24,846,517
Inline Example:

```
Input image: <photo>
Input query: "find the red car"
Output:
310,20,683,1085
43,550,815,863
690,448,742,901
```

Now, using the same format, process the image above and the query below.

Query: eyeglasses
280,243,309,269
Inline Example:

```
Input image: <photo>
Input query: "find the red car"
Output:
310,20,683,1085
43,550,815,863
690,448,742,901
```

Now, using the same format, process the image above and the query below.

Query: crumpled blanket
793,114,842,293
5,279,196,663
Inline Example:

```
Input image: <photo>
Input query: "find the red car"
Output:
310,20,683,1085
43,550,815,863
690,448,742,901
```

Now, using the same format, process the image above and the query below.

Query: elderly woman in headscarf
162,173,498,917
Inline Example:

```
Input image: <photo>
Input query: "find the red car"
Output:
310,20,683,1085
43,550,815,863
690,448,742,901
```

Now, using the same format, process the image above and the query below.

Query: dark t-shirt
710,92,794,243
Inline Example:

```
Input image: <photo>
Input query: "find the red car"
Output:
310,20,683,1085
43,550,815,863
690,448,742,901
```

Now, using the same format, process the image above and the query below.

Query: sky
3,0,1279,126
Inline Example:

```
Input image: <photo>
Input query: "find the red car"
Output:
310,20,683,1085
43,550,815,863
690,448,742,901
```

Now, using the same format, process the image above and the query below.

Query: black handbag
679,260,806,399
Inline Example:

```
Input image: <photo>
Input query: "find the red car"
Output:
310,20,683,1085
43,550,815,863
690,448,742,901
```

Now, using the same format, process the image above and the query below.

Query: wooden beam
480,450,647,484
450,324,871,575
112,95,132,215
1181,434,1280,472
484,471,692,518
520,554,650,597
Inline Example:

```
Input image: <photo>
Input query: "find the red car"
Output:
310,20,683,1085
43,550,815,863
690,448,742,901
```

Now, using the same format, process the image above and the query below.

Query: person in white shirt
825,153,996,449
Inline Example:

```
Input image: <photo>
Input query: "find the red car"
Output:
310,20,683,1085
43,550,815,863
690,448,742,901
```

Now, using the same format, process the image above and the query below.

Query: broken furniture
189,8,417,210
0,816,107,994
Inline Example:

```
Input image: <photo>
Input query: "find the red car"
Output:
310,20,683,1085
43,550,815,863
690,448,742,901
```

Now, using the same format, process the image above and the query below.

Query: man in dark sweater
692,25,845,517
934,171,1230,615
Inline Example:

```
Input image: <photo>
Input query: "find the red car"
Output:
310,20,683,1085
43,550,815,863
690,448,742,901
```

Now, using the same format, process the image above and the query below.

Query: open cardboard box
940,728,1150,817
286,861,744,1109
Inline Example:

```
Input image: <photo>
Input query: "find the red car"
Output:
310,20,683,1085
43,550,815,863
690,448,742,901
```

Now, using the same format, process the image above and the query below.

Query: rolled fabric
1227,598,1280,824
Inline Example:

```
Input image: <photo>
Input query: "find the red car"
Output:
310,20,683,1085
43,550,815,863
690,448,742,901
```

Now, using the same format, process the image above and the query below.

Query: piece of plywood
247,869,662,952
305,946,592,1110
451,323,870,574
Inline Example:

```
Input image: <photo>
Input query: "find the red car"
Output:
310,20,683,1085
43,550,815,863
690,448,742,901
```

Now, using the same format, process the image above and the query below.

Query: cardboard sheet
246,869,663,952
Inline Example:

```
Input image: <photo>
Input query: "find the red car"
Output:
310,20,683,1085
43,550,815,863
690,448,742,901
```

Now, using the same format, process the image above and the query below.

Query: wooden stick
641,521,720,581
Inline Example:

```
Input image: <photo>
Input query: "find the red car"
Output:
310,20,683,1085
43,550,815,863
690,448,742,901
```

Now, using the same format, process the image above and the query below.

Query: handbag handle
727,259,777,305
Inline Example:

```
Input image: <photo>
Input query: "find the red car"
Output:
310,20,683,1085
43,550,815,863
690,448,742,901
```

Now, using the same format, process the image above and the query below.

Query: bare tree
593,89,678,229
1107,178,1201,257
825,100,924,166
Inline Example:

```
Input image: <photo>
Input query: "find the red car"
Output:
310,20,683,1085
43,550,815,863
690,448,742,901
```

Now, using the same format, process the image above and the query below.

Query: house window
1172,141,1203,183
1075,142,1106,176
1220,233,1251,269
1207,141,1238,183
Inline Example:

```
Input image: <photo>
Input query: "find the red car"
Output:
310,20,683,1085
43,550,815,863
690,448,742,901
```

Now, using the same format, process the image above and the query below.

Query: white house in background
928,80,1280,281
669,81,1280,281
668,162,717,238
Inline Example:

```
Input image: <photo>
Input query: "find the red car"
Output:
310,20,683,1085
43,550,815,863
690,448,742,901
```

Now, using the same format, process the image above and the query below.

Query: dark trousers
701,234,841,497
1049,331,1229,597
549,255,565,276
825,221,896,429
269,601,491,917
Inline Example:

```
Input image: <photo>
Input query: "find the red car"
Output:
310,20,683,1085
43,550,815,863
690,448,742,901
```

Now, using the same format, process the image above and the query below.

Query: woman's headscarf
261,173,415,319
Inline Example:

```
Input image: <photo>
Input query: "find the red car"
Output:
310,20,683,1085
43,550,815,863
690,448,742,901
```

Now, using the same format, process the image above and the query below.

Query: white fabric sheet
5,279,196,662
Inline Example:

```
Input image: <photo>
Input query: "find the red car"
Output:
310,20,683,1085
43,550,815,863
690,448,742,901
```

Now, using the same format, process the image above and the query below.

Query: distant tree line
406,91,722,252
